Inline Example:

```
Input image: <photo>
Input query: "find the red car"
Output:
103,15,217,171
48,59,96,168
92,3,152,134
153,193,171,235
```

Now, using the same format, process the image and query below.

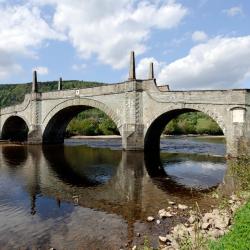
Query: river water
0,137,229,249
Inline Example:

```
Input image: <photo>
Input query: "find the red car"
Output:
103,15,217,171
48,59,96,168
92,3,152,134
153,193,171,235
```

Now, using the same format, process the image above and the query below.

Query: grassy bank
209,201,250,250
209,157,250,250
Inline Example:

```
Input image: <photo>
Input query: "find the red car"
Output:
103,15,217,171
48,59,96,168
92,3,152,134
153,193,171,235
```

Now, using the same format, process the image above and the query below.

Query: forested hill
0,80,103,108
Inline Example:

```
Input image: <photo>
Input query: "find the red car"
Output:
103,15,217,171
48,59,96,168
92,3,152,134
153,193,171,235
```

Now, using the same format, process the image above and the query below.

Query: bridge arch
42,98,122,144
1,115,29,142
144,106,226,152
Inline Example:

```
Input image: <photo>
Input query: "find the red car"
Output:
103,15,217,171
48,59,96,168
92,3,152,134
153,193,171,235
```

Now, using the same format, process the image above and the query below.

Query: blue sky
0,0,249,89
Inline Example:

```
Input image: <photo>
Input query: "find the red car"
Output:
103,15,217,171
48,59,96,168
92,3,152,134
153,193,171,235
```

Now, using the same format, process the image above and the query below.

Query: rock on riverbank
157,195,243,249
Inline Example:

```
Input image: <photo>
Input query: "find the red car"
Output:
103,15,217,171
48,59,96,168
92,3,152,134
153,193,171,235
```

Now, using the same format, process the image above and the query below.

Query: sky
0,0,250,90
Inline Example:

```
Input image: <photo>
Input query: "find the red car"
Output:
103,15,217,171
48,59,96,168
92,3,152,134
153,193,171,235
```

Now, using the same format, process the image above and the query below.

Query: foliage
164,112,223,135
209,201,250,250
0,80,103,108
138,237,154,250
67,108,119,136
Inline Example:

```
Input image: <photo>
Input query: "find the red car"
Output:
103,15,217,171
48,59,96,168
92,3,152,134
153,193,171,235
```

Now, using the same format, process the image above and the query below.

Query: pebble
156,219,161,224
158,209,173,218
159,236,168,243
188,215,196,224
178,204,188,210
147,216,155,222
202,222,210,229
231,194,238,201
168,201,175,205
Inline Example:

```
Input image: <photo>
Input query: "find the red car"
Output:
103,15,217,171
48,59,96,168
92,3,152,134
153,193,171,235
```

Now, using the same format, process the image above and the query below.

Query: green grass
209,201,250,250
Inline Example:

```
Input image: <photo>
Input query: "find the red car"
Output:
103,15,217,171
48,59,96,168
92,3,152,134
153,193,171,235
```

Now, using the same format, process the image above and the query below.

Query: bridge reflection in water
0,142,234,249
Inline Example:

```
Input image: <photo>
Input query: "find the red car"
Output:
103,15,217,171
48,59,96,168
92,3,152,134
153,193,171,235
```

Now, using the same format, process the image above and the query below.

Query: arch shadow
2,116,29,142
2,145,28,168
42,144,120,187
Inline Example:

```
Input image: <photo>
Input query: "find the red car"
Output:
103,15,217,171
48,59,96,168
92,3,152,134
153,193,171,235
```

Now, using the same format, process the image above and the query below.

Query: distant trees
0,80,103,107
66,109,119,136
164,112,223,135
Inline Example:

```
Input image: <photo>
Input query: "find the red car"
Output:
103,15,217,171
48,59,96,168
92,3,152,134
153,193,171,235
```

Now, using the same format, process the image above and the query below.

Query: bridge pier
122,124,144,151
28,125,43,144
226,107,250,157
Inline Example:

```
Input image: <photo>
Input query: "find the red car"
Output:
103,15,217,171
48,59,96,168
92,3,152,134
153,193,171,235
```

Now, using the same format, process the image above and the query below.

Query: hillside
0,80,103,108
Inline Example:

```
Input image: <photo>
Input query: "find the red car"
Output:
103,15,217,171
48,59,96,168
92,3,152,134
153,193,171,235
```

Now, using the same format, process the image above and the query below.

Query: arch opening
1,116,29,142
145,109,224,153
43,105,120,144
144,109,226,192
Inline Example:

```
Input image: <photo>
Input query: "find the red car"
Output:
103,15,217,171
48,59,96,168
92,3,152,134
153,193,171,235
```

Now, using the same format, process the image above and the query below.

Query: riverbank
69,134,225,139
69,135,121,139
162,134,225,139
131,157,250,250
130,194,250,250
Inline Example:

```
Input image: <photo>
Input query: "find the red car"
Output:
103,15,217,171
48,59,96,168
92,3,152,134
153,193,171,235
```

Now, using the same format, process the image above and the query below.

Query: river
0,136,230,249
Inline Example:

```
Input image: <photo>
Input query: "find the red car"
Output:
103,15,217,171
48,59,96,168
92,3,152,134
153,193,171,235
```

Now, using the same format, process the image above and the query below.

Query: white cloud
0,51,22,79
192,31,208,42
37,0,187,69
72,63,87,71
0,3,65,80
33,66,49,75
0,4,65,55
0,1,188,80
156,36,250,89
223,6,243,17
136,57,165,79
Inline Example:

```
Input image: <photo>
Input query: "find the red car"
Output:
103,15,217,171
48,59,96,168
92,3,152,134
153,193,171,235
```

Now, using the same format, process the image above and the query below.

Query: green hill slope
0,80,103,108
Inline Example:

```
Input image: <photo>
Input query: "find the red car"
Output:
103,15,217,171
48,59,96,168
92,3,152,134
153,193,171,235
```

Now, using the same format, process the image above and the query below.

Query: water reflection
2,145,28,167
162,153,226,190
42,145,121,187
144,151,226,196
0,139,229,249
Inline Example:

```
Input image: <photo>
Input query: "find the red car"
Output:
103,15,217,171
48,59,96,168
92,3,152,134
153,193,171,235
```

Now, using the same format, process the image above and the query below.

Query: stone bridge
0,52,249,157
